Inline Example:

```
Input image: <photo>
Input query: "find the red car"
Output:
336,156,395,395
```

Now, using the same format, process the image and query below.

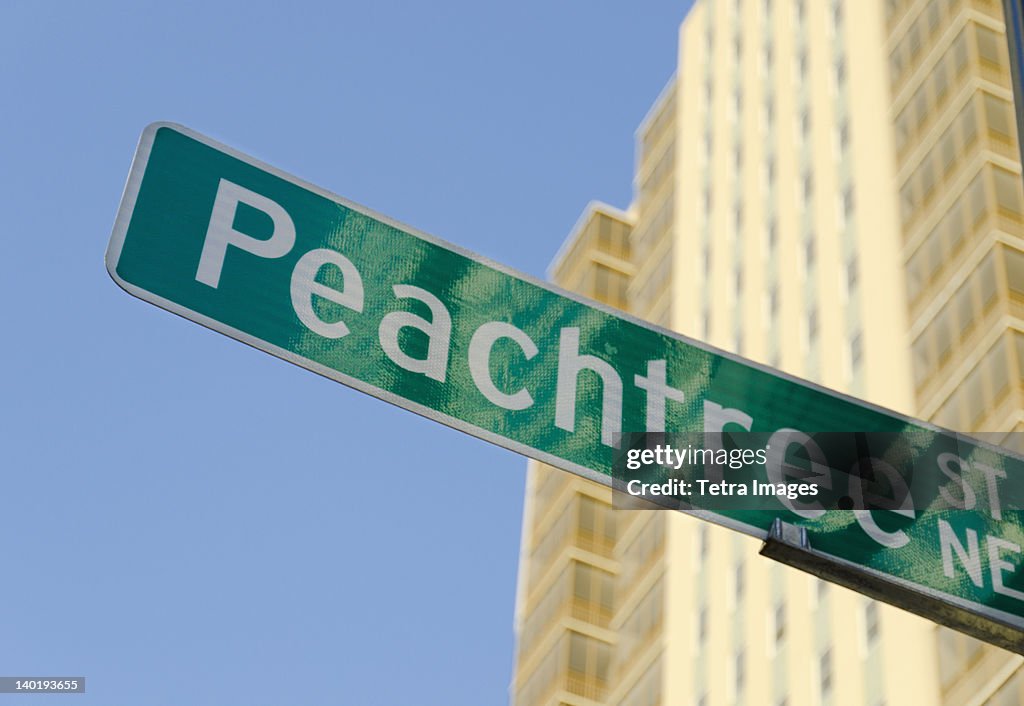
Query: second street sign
107,123,1024,652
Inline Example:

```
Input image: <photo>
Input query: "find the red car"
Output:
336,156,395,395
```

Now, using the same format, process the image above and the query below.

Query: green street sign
107,123,1024,652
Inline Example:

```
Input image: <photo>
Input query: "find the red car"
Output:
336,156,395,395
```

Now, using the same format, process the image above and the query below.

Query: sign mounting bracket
761,518,1024,654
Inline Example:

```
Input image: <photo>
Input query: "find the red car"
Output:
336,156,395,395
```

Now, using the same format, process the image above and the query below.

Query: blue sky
1,1,691,703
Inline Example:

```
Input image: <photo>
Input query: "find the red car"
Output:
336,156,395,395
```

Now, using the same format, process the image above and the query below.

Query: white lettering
634,360,686,432
987,536,1024,602
938,519,983,587
196,179,296,288
764,429,829,520
468,322,537,410
937,452,976,510
555,327,622,447
289,248,364,338
378,285,452,382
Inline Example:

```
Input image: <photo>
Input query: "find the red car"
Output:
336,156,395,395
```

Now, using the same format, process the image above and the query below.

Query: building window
890,47,905,86
976,25,1003,67
908,20,922,61
994,166,1024,215
933,60,949,108
820,648,833,696
926,0,940,37
835,57,846,90
865,601,880,646
837,120,850,155
1006,247,1024,296
766,219,778,252
775,600,786,647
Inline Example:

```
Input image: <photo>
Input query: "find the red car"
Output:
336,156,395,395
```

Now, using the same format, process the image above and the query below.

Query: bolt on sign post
107,123,1024,653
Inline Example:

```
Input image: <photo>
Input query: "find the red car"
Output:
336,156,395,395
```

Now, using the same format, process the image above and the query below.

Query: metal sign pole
1003,0,1024,165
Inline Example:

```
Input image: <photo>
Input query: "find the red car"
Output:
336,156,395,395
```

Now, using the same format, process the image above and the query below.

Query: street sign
107,123,1024,652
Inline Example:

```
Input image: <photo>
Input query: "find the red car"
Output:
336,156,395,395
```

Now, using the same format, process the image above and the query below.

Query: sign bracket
760,518,1024,655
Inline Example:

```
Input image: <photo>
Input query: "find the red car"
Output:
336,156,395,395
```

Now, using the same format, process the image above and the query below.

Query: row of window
572,562,615,618
884,0,914,29
632,194,672,265
638,137,675,207
579,494,617,548
594,213,632,261
529,493,617,590
906,162,1023,307
931,330,1023,430
699,7,716,355
721,601,879,703
529,506,575,591
640,83,676,170
567,630,613,695
899,90,1017,230
515,631,563,706
592,262,630,311
554,212,631,287
912,248,1006,387
893,24,980,160
515,629,612,705
614,658,662,706
534,463,567,508
633,248,672,318
889,0,984,92
519,563,572,662
518,560,615,662
619,514,665,591
615,576,664,675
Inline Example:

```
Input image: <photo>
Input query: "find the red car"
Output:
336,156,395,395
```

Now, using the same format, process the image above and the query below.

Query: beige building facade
511,0,1024,704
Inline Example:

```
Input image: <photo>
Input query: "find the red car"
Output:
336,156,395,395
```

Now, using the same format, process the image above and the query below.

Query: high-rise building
510,0,1024,705
887,0,1024,698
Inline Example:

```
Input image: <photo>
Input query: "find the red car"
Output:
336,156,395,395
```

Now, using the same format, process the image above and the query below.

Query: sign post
1003,0,1024,166
108,123,1024,653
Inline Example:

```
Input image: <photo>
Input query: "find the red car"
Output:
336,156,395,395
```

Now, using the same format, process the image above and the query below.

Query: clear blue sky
1,2,691,703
